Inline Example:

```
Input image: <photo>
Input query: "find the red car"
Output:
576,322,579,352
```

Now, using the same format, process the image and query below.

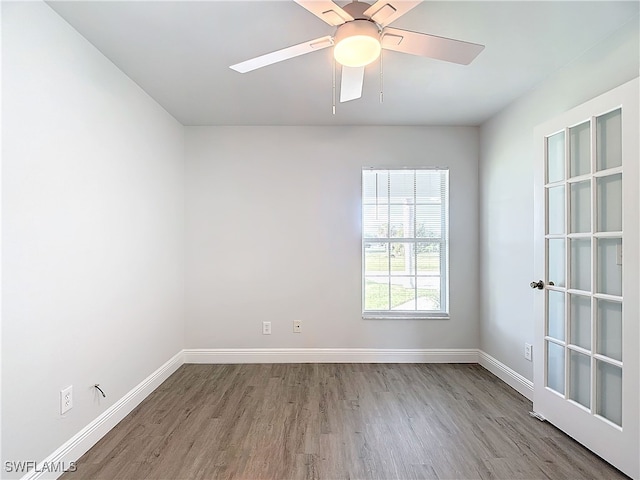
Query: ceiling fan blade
230,36,334,73
340,66,365,103
381,27,485,65
294,0,354,26
363,1,421,27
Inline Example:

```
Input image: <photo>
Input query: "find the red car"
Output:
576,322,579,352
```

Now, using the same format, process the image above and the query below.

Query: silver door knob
530,280,544,290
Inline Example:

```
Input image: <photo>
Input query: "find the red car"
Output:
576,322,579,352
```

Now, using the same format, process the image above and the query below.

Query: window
362,168,449,318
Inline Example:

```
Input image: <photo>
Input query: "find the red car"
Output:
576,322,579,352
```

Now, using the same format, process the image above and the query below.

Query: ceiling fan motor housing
342,1,374,21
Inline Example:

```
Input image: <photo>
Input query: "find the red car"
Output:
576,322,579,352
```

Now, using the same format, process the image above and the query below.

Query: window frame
361,166,450,320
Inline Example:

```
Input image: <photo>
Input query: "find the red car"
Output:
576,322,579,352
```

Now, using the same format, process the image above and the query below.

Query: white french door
533,78,639,479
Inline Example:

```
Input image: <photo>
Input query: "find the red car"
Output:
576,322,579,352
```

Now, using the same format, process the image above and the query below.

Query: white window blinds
362,168,449,318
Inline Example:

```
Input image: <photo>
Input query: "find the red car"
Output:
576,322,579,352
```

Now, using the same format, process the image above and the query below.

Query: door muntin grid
544,108,623,428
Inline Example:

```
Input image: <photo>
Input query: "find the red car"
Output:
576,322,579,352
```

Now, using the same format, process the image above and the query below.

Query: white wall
479,18,639,381
1,1,184,472
185,126,479,350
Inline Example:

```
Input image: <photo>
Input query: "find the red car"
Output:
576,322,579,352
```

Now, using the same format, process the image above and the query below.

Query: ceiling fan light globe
333,20,381,68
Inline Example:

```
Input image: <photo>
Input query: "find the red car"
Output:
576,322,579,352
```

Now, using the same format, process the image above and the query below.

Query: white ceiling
46,1,638,126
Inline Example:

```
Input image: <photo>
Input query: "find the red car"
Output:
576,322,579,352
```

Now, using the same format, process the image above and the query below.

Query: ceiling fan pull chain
332,57,336,115
379,49,384,103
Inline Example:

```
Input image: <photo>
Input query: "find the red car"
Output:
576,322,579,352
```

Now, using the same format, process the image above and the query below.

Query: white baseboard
23,347,532,480
22,351,184,480
183,348,479,364
478,350,534,400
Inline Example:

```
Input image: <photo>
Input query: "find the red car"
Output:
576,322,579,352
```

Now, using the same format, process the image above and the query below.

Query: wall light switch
524,343,533,362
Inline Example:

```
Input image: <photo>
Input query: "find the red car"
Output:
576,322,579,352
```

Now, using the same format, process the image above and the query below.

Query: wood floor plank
62,364,628,480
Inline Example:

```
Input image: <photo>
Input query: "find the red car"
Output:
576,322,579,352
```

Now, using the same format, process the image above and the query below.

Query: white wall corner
183,348,479,364
478,350,533,400
22,351,184,480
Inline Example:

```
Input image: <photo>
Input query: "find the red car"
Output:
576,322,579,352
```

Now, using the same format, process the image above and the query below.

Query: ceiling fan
229,0,485,103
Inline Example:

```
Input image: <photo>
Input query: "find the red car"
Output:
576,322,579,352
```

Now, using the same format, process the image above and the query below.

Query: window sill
362,313,450,320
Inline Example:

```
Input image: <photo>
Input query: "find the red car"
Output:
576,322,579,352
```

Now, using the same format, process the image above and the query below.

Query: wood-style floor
62,363,627,480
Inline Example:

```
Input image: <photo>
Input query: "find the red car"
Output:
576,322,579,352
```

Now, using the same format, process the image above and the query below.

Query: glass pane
596,361,622,426
597,238,622,296
389,242,412,275
363,205,388,239
570,294,591,350
547,341,565,395
597,300,622,361
364,278,389,310
364,243,389,274
362,170,389,204
416,243,440,275
570,121,591,177
548,290,565,341
596,174,622,233
417,277,440,310
416,170,443,203
391,279,416,310
389,204,411,238
596,109,622,171
548,239,565,287
415,205,442,238
547,186,565,235
570,181,590,233
547,131,565,183
569,350,591,408
570,239,591,292
389,170,414,203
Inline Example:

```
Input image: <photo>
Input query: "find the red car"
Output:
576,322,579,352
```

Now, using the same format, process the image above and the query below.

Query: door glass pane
547,341,565,395
570,121,591,177
597,238,622,296
569,350,591,408
548,290,565,341
547,131,565,183
548,239,565,287
596,361,622,426
570,294,591,350
596,109,622,171
548,186,565,235
570,180,591,233
597,300,622,361
596,174,622,232
570,239,591,292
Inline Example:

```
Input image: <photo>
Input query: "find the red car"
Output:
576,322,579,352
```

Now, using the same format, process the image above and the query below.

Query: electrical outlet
524,343,533,362
293,320,301,333
262,321,271,335
60,386,73,414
